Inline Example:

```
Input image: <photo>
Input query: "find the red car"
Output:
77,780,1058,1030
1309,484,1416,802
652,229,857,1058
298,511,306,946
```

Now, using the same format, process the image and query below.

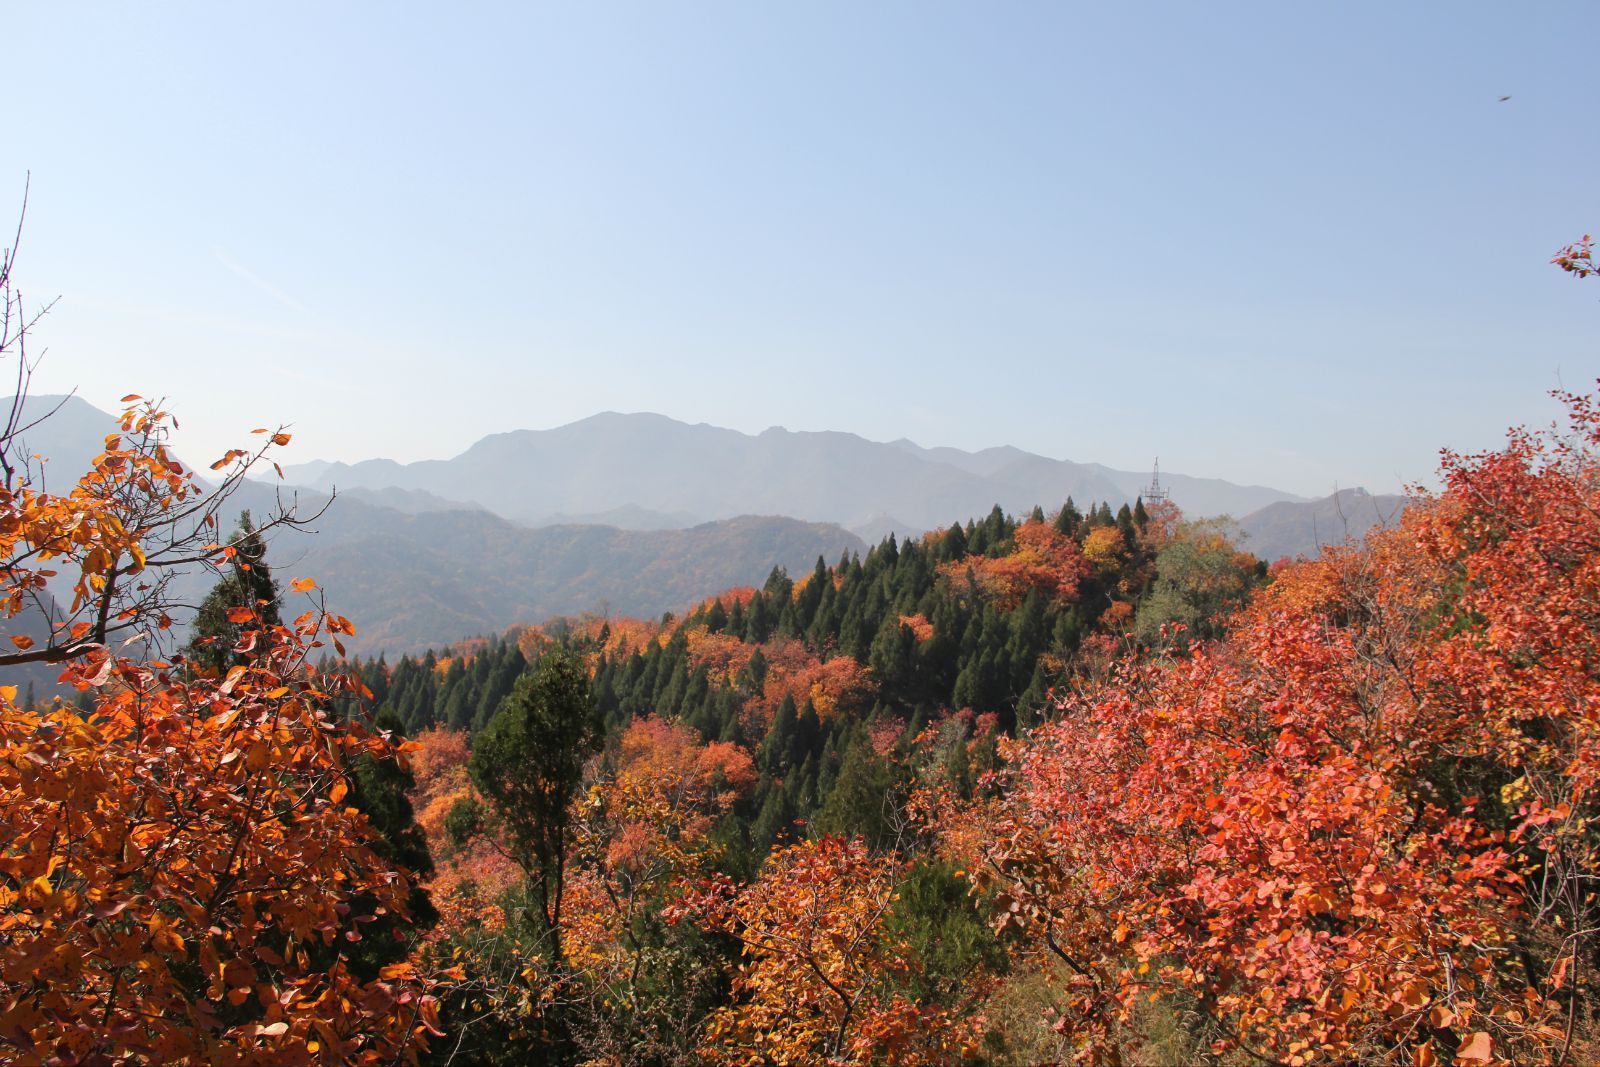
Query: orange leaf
270,432,292,446
1455,1032,1493,1062
290,578,317,592
9,634,34,650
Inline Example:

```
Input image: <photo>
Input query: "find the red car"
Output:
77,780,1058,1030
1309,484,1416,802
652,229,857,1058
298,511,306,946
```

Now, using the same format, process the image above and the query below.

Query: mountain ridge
277,411,1307,532
0,397,870,658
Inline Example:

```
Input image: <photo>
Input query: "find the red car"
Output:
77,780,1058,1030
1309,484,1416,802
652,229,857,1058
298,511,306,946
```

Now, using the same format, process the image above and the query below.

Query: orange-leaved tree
959,383,1600,1064
0,612,442,1063
559,716,757,1059
0,274,438,1061
678,835,984,1065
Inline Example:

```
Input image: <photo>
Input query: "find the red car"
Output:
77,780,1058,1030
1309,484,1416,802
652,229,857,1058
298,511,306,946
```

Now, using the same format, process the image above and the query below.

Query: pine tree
469,649,603,967
1117,503,1136,542
761,694,799,775
814,737,899,848
340,709,437,980
184,511,282,676
751,779,797,854
1055,498,1081,536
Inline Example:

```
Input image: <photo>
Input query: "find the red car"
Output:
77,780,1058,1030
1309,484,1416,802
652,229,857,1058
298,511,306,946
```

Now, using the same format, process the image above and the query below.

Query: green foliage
1132,520,1261,646
469,648,603,964
812,733,902,849
882,860,1009,1004
184,511,281,676
445,795,484,854
340,709,437,979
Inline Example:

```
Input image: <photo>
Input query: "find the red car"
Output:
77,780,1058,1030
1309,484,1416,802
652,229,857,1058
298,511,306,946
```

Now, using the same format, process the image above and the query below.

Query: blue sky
8,2,1597,497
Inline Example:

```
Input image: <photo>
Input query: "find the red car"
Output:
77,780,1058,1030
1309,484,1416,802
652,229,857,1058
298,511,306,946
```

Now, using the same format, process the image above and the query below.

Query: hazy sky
8,3,1598,497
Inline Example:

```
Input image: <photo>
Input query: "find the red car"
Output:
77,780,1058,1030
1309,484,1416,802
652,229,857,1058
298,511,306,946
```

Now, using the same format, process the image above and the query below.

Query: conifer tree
814,737,899,848
751,779,797,854
184,511,281,676
469,648,603,966
1055,497,1081,535
339,709,437,980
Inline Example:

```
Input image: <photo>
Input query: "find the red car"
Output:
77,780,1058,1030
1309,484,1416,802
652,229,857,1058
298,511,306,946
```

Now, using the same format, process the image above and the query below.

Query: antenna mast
1143,458,1170,504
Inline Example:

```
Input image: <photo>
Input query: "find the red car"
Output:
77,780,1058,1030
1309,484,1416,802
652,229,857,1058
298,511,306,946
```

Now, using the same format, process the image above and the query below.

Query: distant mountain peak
272,409,1306,528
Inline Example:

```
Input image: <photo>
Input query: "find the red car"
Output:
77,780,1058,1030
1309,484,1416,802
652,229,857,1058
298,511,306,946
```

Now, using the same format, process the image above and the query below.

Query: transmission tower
1143,458,1170,504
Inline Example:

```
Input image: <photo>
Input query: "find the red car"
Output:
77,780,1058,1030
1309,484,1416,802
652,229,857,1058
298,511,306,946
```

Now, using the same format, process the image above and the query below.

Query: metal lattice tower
1143,458,1170,504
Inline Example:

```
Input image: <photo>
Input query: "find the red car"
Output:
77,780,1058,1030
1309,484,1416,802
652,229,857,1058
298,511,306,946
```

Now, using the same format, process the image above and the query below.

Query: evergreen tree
751,779,797,854
469,649,603,967
341,709,437,980
746,593,772,644
1117,502,1137,542
184,511,282,676
1055,497,1081,536
761,694,799,775
813,737,899,848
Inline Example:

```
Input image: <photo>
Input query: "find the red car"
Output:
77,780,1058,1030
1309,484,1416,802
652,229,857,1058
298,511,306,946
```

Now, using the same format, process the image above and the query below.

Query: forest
1,234,1598,1064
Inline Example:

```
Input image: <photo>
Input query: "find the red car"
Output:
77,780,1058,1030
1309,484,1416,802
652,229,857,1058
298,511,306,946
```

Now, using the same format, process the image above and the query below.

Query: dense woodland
335,494,1265,884
2,236,1599,1064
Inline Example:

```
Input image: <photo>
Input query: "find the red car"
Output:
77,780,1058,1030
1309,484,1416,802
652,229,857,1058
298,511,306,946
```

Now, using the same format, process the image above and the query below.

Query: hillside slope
1237,488,1412,562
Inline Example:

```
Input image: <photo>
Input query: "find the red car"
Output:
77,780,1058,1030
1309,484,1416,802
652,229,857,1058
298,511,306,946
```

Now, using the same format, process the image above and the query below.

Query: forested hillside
344,383,1600,1065
4,241,1598,1064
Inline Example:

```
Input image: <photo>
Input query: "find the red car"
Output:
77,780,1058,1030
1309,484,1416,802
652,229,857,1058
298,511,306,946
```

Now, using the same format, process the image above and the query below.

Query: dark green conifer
184,511,281,676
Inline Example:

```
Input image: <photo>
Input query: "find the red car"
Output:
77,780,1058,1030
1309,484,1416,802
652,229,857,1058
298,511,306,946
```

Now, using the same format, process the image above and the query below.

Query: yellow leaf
290,578,317,592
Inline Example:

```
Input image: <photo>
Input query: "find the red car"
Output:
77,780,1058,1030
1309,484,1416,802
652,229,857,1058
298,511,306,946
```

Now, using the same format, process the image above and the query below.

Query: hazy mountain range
276,411,1307,537
1235,488,1412,564
1,396,1408,660
0,398,863,658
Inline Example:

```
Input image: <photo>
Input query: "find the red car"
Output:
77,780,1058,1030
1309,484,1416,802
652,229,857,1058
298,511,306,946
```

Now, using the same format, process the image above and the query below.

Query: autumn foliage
949,387,1600,1064
680,836,984,1066
939,520,1090,610
0,398,437,1063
